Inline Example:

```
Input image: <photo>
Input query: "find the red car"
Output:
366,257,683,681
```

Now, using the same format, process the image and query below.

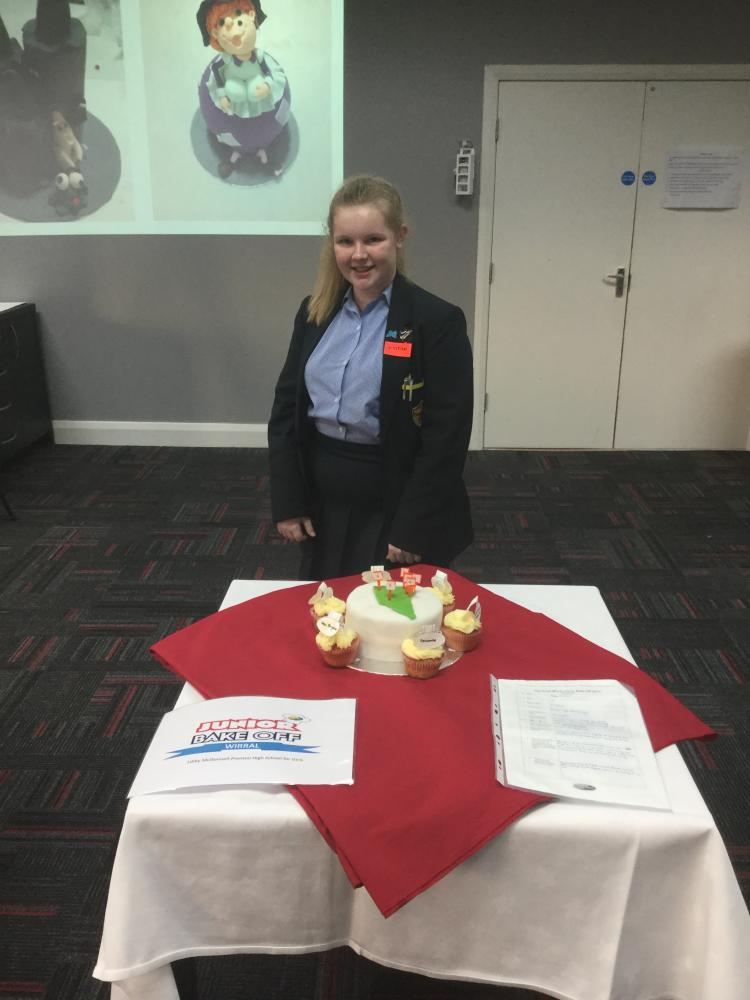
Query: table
93,582,750,1000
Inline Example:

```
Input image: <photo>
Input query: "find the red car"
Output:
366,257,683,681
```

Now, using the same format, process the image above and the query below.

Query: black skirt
299,431,389,579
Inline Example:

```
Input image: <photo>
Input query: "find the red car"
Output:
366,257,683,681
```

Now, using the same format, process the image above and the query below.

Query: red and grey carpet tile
0,444,748,999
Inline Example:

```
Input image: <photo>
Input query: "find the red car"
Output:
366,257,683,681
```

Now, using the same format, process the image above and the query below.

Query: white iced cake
345,584,443,663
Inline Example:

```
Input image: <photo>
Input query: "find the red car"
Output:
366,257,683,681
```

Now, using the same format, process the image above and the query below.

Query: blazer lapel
296,296,345,394
379,273,415,440
299,321,327,371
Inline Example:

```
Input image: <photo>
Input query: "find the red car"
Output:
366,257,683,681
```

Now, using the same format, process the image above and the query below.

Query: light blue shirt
305,286,392,445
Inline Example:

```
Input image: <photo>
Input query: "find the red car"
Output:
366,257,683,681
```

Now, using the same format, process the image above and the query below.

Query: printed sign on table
491,678,670,811
128,695,356,797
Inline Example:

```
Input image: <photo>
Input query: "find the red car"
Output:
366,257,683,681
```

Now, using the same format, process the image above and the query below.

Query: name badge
384,341,413,358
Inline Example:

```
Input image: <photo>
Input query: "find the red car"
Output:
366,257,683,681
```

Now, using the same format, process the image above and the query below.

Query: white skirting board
52,421,269,448
51,422,750,450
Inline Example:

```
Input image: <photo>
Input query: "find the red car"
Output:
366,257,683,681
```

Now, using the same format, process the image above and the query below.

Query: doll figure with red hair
196,1,290,178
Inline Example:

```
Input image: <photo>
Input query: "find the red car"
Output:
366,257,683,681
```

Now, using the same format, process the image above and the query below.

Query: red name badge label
383,341,413,358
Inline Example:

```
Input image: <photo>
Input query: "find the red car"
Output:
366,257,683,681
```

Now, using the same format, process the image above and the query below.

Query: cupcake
430,586,455,620
430,571,455,620
308,584,346,624
442,608,482,652
401,636,444,679
316,627,360,668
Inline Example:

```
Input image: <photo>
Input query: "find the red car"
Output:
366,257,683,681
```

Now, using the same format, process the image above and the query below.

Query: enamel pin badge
401,374,424,401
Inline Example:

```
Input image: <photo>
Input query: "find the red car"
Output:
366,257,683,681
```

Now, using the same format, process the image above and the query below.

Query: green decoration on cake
372,584,416,619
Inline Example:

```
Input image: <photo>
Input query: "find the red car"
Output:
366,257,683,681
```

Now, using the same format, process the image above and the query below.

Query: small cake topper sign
431,569,451,594
362,565,391,587
415,626,445,649
316,612,343,637
467,596,482,622
400,568,421,595
309,582,333,606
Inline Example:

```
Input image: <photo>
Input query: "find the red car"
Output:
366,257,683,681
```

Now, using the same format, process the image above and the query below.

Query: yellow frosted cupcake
442,608,482,652
308,583,346,624
310,594,346,622
430,587,455,620
430,570,455,620
401,636,444,679
316,626,360,668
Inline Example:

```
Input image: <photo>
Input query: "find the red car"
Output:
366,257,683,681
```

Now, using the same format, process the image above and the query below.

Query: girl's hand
277,518,315,543
387,544,421,566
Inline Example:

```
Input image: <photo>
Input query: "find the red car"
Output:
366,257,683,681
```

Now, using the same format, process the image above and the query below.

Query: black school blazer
268,272,474,565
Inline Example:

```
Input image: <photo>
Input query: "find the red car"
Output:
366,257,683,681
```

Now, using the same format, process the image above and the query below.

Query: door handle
605,267,626,298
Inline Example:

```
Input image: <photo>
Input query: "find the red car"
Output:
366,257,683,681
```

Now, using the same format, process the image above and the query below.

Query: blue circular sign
642,170,656,186
620,170,635,186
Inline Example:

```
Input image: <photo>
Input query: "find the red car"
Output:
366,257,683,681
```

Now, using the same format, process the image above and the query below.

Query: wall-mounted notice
0,0,343,235
662,147,743,209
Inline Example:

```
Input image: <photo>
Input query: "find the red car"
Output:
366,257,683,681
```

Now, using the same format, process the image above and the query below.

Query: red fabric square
150,569,714,917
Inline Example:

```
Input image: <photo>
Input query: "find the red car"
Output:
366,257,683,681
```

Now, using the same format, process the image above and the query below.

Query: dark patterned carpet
0,444,748,1000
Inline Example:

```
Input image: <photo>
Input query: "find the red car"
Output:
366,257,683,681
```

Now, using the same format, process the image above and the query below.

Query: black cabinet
0,303,52,464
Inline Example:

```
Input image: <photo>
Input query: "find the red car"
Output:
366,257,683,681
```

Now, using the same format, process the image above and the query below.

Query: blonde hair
307,176,407,325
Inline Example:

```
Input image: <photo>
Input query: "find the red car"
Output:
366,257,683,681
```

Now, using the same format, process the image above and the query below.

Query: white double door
483,78,750,449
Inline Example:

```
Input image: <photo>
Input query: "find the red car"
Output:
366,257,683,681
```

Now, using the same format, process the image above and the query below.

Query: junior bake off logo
166,713,318,758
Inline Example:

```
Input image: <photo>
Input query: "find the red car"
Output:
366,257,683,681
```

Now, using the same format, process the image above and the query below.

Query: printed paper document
491,678,670,810
129,695,356,796
662,147,743,209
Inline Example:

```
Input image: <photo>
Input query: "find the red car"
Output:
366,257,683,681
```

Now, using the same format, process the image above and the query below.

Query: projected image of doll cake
196,1,291,179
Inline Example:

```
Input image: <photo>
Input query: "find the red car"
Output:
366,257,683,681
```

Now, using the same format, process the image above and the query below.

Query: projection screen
0,0,343,234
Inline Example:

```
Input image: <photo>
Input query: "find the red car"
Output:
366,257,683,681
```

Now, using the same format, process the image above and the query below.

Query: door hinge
489,262,494,284
495,118,500,143
484,392,489,412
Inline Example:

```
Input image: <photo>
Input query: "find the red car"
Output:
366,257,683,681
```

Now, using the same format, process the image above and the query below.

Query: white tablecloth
94,583,750,1000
